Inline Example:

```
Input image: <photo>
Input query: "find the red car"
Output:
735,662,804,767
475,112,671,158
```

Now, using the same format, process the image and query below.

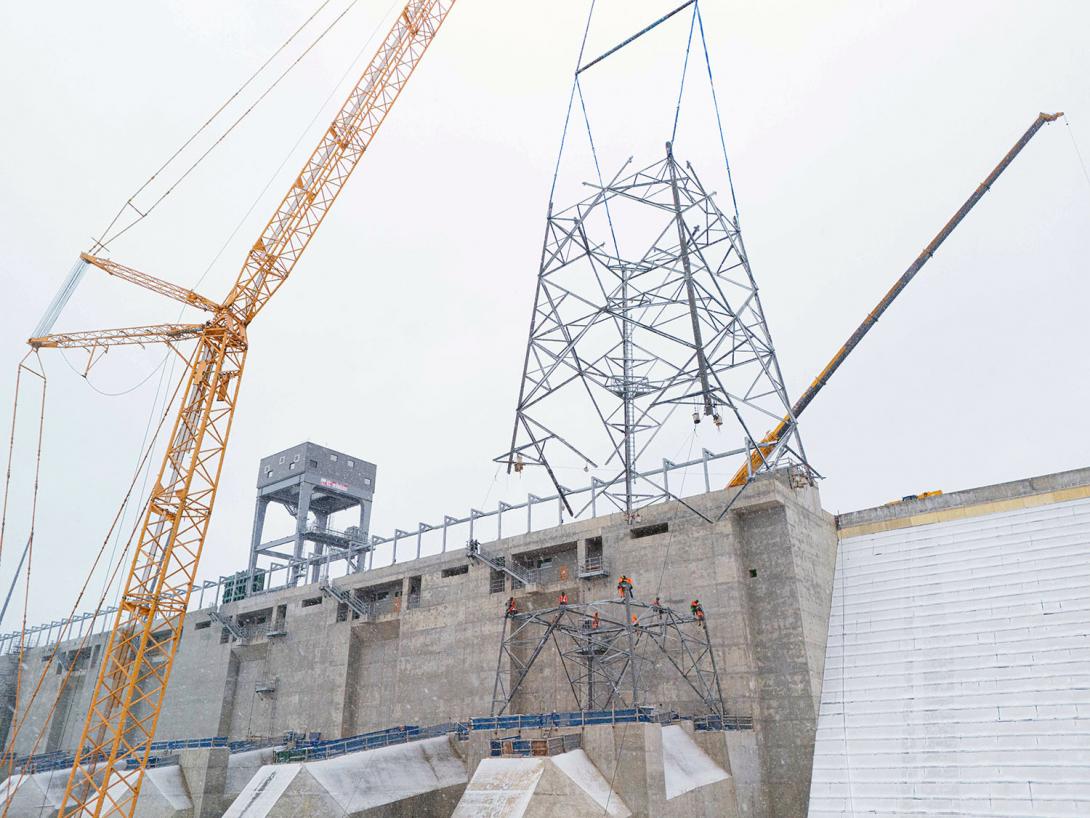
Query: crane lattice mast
26,3,457,816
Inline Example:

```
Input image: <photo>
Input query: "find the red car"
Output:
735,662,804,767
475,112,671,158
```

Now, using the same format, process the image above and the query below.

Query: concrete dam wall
0,471,838,817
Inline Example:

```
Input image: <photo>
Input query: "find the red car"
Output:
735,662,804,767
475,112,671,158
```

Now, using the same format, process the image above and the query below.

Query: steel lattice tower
500,142,810,517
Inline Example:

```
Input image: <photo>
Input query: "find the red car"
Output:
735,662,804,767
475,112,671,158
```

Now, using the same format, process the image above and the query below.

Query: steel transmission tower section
501,142,810,517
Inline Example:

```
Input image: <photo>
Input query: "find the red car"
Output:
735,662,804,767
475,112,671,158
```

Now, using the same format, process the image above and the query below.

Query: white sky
1,0,1089,627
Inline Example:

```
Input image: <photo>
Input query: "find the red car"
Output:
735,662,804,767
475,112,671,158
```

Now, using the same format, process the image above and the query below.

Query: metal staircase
466,541,534,589
207,609,245,641
319,579,371,619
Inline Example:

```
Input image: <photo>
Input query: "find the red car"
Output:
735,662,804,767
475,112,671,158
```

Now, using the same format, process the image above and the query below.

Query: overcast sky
1,0,1088,628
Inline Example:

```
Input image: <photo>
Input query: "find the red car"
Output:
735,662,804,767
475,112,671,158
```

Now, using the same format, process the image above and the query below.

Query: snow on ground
660,724,728,800
551,749,631,817
222,763,301,818
450,757,542,818
306,735,466,813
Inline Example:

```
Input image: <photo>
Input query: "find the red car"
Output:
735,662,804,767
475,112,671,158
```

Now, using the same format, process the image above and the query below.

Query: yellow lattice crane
27,2,457,815
727,112,1063,488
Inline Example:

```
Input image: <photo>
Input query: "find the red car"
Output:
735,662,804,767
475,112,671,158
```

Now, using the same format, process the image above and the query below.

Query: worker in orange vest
617,575,633,598
506,597,518,617
558,592,569,606
591,610,601,629
690,599,705,622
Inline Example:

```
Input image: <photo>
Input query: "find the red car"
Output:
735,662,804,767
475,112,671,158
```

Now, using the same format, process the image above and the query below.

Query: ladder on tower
466,542,535,589
319,579,372,620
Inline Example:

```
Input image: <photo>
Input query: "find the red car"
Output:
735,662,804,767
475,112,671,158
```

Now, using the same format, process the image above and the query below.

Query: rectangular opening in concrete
356,579,404,617
515,541,577,585
631,522,669,539
301,596,323,607
194,620,211,630
583,536,605,576
442,565,468,578
237,609,271,626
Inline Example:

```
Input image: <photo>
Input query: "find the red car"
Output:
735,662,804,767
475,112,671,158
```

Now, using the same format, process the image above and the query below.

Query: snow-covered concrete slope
0,768,67,816
811,494,1090,817
1,765,192,818
222,735,466,817
660,724,729,800
452,750,630,818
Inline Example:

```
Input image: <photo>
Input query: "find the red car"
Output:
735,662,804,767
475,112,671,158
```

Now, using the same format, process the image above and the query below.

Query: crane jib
727,112,1063,488
52,4,459,817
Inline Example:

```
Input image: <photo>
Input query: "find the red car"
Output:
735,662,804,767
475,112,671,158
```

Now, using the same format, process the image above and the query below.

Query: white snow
143,766,193,811
222,763,301,818
102,765,192,817
226,747,280,796
660,724,729,800
0,772,52,814
0,767,84,813
450,757,543,818
306,735,467,813
551,749,630,817
810,496,1090,817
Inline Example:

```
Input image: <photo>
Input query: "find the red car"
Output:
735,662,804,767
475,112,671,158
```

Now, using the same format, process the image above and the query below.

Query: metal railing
579,554,609,577
304,523,366,544
0,449,743,655
693,713,754,731
275,722,468,763
8,706,751,776
521,561,576,587
490,732,581,758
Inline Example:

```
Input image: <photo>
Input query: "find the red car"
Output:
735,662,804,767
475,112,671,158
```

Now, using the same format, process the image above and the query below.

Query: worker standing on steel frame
617,575,634,599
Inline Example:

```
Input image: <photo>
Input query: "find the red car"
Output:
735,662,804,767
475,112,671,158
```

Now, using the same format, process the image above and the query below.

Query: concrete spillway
810,469,1090,817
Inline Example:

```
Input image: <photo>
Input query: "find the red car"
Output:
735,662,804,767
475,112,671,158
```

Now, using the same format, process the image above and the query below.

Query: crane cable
66,0,400,400
0,354,189,799
29,0,358,342
93,0,362,253
0,354,46,784
563,1,741,809
1064,115,1090,200
3,9,409,750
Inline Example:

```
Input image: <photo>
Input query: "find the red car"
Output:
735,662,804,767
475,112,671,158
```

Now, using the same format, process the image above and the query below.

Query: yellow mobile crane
28,2,457,815
729,112,1064,487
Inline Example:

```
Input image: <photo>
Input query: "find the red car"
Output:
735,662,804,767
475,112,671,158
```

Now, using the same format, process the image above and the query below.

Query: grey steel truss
499,142,809,517
491,598,725,718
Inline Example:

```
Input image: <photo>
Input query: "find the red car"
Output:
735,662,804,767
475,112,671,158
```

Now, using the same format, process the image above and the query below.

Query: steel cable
91,0,344,252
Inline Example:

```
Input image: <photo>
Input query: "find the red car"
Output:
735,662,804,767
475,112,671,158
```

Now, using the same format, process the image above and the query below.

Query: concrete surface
222,735,466,818
2,471,839,818
812,481,1090,817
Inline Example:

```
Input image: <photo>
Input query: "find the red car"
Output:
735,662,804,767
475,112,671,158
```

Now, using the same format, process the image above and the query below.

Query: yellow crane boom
26,3,457,815
728,112,1063,487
